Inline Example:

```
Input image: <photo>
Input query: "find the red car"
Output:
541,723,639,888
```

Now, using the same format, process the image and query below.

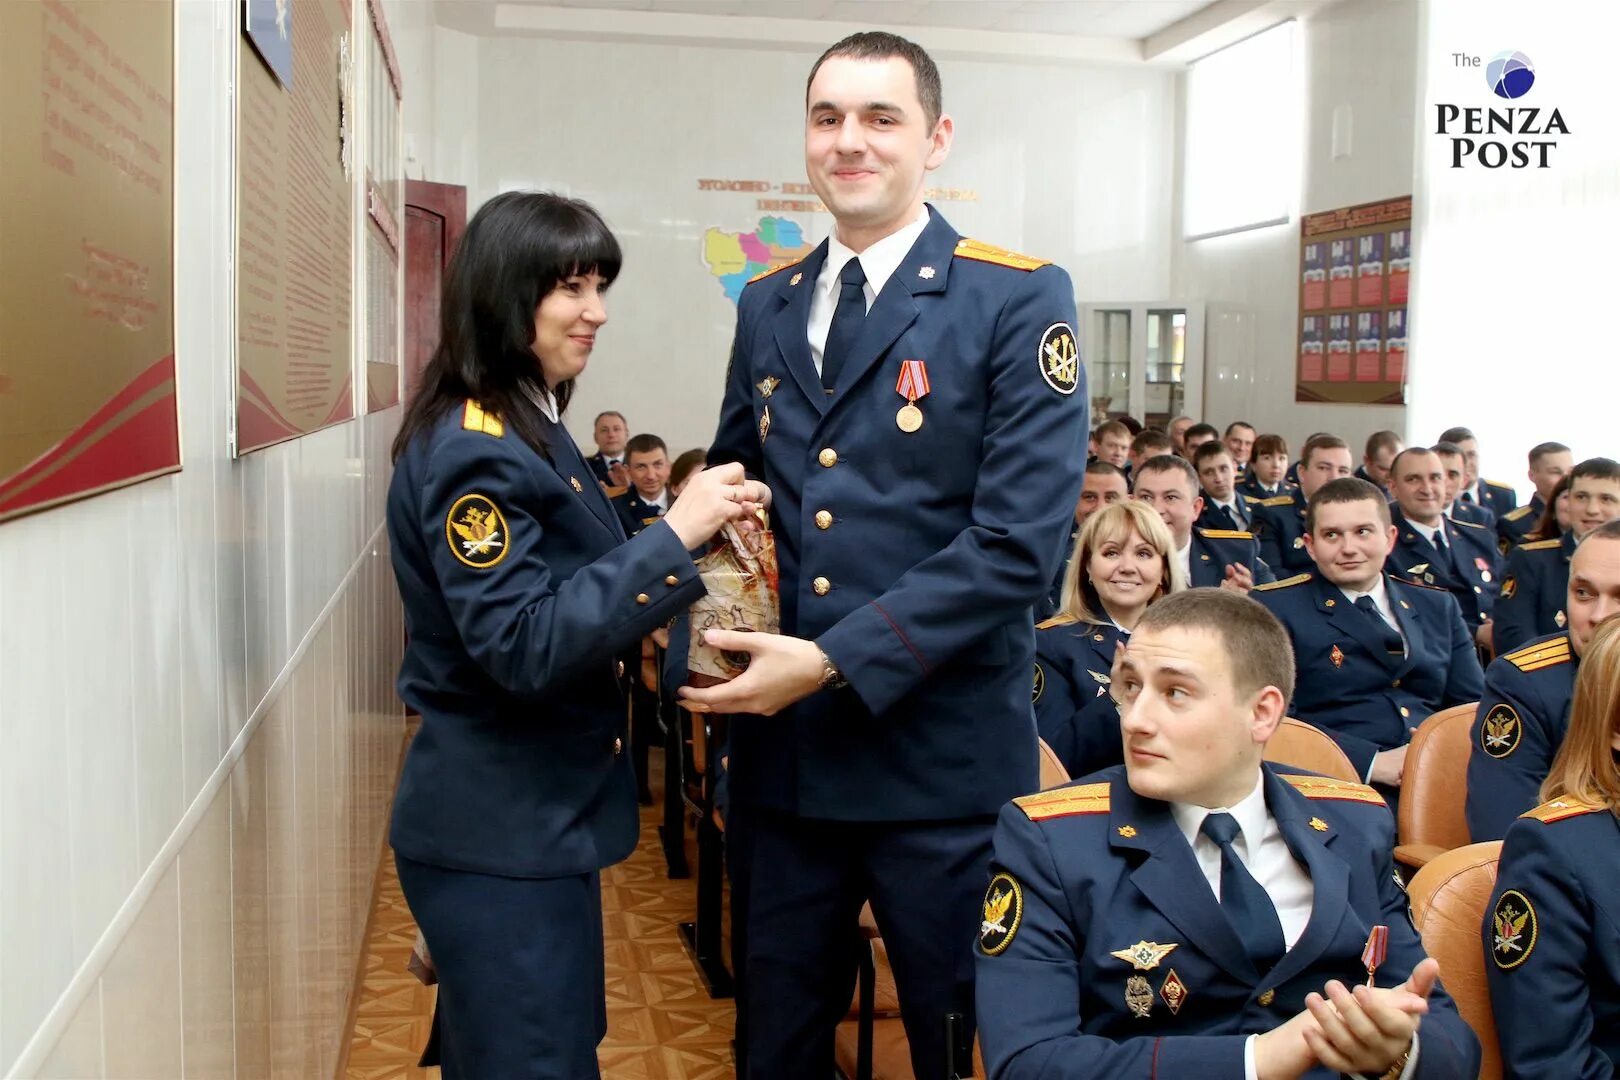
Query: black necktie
1214,503,1238,530
1432,529,1457,576
1354,595,1404,656
821,258,867,392
1200,812,1286,971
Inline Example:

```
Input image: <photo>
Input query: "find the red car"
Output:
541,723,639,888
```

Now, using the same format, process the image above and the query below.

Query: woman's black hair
392,191,622,462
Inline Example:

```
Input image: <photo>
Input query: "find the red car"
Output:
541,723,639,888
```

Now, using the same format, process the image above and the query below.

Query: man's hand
1300,958,1439,1076
676,630,825,716
1252,1008,1322,1080
1474,618,1493,650
1369,745,1408,786
1220,562,1256,593
607,461,630,488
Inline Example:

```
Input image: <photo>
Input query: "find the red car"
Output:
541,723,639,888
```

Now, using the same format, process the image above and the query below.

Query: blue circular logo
1486,51,1535,99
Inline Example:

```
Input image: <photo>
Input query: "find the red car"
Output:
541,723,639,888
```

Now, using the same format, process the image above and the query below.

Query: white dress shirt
1175,540,1193,584
528,383,560,422
807,208,931,374
1339,576,1407,653
648,488,670,512
1213,497,1247,529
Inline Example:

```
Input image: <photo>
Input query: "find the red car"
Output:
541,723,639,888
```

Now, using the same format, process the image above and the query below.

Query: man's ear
1250,685,1287,746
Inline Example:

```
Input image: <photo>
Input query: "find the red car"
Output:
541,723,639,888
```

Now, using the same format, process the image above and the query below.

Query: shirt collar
525,382,560,422
822,207,931,301
1339,574,1390,608
1171,769,1267,851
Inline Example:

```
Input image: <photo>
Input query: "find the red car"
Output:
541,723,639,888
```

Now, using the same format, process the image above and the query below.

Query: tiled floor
344,751,735,1079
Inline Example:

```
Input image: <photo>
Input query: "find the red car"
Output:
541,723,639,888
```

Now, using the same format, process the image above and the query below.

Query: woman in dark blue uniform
1485,616,1620,1079
386,192,767,1078
1033,501,1183,778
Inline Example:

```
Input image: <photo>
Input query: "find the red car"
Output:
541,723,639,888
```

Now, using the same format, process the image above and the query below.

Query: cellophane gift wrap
687,521,780,685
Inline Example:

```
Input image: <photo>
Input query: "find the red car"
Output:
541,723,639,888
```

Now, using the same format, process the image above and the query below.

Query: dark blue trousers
737,809,996,1080
395,854,606,1079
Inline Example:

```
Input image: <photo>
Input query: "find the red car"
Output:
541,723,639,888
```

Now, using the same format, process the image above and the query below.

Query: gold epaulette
1518,538,1562,551
953,238,1050,272
1253,494,1295,507
1502,634,1571,672
1451,517,1487,530
1254,573,1311,592
1503,505,1536,523
1485,479,1516,491
462,401,504,438
1521,796,1606,824
1282,773,1387,807
1197,528,1255,540
747,260,801,285
1014,781,1110,821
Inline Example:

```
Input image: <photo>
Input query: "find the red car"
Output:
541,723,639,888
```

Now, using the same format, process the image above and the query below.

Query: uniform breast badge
759,406,771,444
1555,609,1567,628
1475,556,1492,582
895,359,930,432
1125,976,1154,1018
1329,644,1344,668
1361,925,1389,986
1110,940,1178,971
1159,970,1188,1014
756,376,780,398
569,477,583,493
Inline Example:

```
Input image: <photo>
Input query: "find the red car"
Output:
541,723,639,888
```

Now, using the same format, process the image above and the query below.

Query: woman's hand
662,463,771,549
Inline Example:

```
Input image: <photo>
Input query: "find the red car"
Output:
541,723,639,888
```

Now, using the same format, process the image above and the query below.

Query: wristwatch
1377,1041,1413,1080
817,647,848,690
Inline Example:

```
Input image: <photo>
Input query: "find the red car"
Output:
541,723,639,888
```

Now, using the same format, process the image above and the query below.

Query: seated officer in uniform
1129,428,1173,478
1497,441,1573,554
1183,422,1220,459
1253,435,1354,578
1496,457,1620,654
610,433,673,537
977,588,1480,1080
1484,616,1620,1079
1195,440,1256,532
585,410,630,488
1094,419,1133,473
1035,501,1182,778
1241,433,1292,500
1466,518,1620,840
1253,478,1483,792
1224,420,1257,477
1356,430,1403,495
1134,454,1274,592
1384,447,1501,649
1433,442,1494,530
1044,461,1130,616
1439,426,1517,520
1169,415,1195,457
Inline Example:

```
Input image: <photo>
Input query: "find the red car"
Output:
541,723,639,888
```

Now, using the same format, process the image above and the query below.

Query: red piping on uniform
872,601,932,674
1151,1037,1162,1080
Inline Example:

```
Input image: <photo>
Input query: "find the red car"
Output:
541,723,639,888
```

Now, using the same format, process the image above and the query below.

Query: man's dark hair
1192,440,1233,470
1132,430,1174,456
1224,421,1256,438
1439,426,1477,445
1388,446,1440,479
1095,419,1131,442
1300,434,1349,468
807,32,943,130
1529,441,1571,466
1086,460,1130,481
594,411,626,427
1184,422,1219,443
1306,476,1392,533
1134,589,1296,703
1579,518,1620,547
1431,440,1465,460
1136,453,1200,497
1364,430,1403,458
624,434,667,459
1572,457,1620,485
1119,416,1145,437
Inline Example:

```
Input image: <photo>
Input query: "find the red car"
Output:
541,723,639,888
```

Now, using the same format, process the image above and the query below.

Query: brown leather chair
1396,703,1479,869
835,743,1071,1079
1406,841,1504,1080
1263,717,1361,783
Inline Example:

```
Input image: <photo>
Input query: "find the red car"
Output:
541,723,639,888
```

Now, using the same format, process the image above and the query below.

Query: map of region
702,216,815,305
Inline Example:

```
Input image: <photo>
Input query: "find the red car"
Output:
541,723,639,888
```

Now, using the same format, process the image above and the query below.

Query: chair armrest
1394,843,1447,869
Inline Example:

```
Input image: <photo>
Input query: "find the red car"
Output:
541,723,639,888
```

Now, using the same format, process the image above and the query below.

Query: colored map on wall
702,216,814,304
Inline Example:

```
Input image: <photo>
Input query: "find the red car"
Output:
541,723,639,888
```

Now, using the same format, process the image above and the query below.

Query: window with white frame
1182,21,1299,241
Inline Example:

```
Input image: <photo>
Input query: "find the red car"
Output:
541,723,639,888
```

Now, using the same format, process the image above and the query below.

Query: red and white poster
1355,311,1382,382
1300,316,1324,382
1296,197,1412,405
1301,243,1327,311
1356,233,1384,306
1385,308,1408,383
1327,314,1352,382
1387,229,1411,305
1328,239,1354,308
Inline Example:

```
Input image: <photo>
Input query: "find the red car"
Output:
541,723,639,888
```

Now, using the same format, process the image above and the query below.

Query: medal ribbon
896,359,931,404
1361,925,1389,985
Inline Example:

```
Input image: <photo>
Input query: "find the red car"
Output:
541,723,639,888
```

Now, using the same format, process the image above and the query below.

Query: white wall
0,1,408,1074
429,33,1176,455
1171,0,1420,455
1407,1,1620,497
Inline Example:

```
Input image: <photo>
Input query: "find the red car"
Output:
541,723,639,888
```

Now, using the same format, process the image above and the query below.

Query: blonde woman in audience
1034,501,1185,777
1485,616,1620,1078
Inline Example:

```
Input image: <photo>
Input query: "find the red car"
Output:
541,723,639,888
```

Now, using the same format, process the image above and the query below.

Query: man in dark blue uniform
1433,442,1495,530
584,409,629,487
1496,441,1572,553
1253,435,1353,578
1466,519,1620,839
680,32,1086,1079
1133,454,1273,591
1383,447,1500,646
1439,426,1518,520
1355,430,1403,495
1253,478,1483,791
976,589,1479,1080
1194,441,1256,532
609,432,672,537
1495,457,1620,653
1223,420,1256,476
1044,461,1129,616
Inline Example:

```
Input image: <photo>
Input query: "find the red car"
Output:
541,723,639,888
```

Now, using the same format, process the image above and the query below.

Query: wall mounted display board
235,0,355,453
1296,195,1411,405
0,0,179,522
363,0,402,413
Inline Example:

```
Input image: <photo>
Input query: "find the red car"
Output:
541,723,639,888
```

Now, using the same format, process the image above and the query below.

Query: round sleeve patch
978,872,1024,956
1032,663,1046,703
1480,703,1522,759
1038,322,1079,395
1491,889,1538,969
445,493,510,569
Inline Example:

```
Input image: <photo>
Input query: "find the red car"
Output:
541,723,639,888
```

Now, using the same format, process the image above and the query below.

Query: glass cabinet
1077,302,1205,430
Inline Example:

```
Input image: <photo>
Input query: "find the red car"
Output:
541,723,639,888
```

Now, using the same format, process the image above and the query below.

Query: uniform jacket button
616,660,625,678
613,737,623,755
1400,706,1411,718
815,510,833,530
813,576,831,596
819,448,838,468
665,575,679,586
635,593,650,605
1258,989,1276,1007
